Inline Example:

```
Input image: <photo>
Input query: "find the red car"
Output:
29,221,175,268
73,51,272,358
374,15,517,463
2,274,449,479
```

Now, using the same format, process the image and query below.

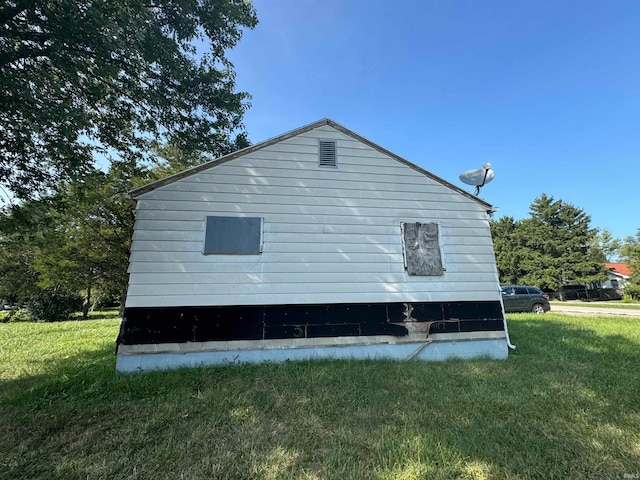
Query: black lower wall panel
118,301,505,345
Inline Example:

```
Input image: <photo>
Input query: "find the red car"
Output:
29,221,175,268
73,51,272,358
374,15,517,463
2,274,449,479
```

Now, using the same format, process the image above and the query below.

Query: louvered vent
318,140,337,168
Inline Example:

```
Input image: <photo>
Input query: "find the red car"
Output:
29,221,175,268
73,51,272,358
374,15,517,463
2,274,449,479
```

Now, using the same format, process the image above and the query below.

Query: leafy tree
620,229,640,300
490,194,605,290
0,162,145,317
149,144,212,179
0,198,52,304
595,229,622,262
0,236,39,305
0,0,257,199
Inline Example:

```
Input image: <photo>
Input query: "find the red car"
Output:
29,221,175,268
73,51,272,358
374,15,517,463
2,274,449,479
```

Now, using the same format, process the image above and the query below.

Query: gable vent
318,140,337,168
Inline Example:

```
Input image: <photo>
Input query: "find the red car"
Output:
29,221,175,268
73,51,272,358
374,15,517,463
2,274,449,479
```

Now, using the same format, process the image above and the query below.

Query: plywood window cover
402,222,445,276
318,139,337,168
203,216,263,255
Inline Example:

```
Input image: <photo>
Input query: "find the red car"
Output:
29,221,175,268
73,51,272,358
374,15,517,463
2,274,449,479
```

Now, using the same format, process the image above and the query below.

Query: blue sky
227,0,640,241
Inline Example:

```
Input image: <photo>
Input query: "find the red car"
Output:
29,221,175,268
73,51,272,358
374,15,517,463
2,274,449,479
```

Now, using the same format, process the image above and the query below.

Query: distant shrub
27,289,83,322
624,283,640,302
4,308,31,323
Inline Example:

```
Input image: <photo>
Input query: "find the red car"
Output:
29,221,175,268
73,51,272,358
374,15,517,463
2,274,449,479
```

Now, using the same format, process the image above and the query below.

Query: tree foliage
489,215,523,285
0,162,148,316
491,194,606,290
620,229,640,300
26,288,83,322
0,234,40,305
595,229,621,262
0,0,257,198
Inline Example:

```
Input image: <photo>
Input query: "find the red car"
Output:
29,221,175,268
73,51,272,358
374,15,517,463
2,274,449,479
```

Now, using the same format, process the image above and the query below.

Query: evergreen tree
490,215,523,285
490,194,605,290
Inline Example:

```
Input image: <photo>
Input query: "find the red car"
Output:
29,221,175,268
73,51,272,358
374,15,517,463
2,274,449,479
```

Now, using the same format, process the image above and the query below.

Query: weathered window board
402,222,445,276
203,216,262,255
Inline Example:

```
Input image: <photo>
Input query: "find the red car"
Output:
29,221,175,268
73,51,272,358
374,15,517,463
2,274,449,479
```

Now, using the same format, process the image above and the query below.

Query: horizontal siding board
254,143,317,155
125,290,501,308
130,240,402,255
132,229,398,243
158,177,463,196
135,201,486,220
263,232,398,244
442,244,495,255
133,209,488,227
133,219,203,232
127,260,494,275
127,253,495,270
175,167,442,187
133,229,204,242
298,129,355,141
129,251,400,264
126,279,498,297
143,188,469,207
128,261,394,274
243,150,416,172
451,253,497,264
127,271,496,286
265,223,398,235
129,238,493,255
133,221,401,236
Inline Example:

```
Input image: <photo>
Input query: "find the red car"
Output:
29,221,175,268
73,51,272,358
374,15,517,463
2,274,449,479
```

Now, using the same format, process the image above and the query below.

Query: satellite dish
459,163,495,195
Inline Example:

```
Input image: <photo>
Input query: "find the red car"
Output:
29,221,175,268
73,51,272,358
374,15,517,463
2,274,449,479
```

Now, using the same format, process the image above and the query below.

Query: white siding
125,126,501,308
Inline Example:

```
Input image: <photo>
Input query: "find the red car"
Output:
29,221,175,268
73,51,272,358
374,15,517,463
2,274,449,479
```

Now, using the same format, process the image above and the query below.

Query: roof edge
324,120,493,209
130,118,493,209
129,119,334,198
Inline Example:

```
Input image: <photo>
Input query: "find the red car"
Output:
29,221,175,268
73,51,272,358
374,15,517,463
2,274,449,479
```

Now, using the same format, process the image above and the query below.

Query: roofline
607,271,630,279
130,118,494,209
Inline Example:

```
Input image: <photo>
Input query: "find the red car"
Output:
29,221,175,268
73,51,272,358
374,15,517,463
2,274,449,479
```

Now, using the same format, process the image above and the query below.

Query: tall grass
1,312,639,479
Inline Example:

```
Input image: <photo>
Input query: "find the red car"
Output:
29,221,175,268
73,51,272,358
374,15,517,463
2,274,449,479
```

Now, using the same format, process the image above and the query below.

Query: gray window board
204,216,262,255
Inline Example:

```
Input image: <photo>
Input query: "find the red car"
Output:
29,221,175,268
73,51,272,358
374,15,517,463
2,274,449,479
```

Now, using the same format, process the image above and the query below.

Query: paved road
549,303,640,317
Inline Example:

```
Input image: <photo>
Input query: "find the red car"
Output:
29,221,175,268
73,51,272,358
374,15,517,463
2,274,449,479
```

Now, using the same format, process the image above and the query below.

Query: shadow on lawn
0,339,117,403
2,318,640,479
419,318,640,478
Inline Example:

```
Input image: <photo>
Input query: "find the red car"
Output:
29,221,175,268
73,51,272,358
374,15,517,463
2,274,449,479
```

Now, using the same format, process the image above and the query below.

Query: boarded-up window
402,222,444,276
204,216,262,255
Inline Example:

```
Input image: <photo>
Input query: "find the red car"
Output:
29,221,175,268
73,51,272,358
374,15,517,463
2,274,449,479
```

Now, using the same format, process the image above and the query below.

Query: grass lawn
551,300,640,310
1,312,639,479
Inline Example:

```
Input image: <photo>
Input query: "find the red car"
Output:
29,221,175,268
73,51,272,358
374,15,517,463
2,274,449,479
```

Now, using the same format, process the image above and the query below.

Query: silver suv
501,285,551,314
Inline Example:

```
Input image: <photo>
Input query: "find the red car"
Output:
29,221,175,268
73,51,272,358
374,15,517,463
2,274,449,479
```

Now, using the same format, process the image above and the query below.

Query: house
116,119,514,372
603,262,632,290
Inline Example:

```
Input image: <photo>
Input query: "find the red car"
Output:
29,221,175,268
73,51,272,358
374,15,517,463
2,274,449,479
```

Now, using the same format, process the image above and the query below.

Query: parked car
501,285,551,314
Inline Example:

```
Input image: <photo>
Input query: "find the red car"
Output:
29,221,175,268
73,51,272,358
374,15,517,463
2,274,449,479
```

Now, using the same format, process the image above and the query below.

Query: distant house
603,263,632,290
116,119,514,372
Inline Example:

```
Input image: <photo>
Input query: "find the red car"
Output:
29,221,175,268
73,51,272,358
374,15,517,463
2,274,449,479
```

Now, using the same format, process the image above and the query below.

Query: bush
624,282,640,302
3,308,31,323
26,288,83,322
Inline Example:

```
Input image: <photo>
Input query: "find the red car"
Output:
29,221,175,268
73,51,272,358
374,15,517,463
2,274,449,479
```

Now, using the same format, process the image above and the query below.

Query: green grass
551,300,640,309
1,312,640,479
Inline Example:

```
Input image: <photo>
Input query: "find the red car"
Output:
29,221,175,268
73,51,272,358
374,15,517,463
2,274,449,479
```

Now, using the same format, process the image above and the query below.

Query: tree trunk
82,277,92,319
118,287,127,317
